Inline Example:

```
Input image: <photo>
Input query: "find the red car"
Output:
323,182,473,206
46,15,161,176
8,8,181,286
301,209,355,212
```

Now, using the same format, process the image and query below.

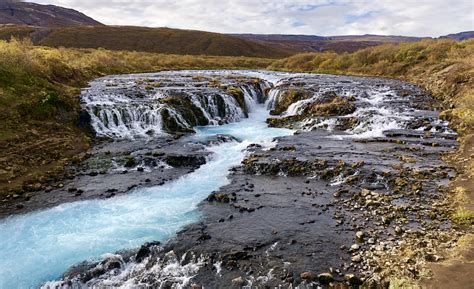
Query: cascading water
0,71,292,289
82,72,275,139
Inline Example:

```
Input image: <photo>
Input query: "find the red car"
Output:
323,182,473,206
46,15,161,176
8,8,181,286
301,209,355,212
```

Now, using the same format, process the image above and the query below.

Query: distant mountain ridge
232,34,428,53
0,0,102,27
440,31,474,41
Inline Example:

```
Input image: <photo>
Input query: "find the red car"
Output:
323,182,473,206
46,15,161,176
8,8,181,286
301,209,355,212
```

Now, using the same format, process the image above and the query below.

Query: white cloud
33,0,473,36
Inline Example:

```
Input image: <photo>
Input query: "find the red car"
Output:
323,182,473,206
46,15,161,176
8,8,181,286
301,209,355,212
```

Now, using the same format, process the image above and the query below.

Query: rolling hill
0,25,293,58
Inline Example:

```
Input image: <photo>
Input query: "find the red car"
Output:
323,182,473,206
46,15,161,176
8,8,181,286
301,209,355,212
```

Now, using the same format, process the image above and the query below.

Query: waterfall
82,73,271,140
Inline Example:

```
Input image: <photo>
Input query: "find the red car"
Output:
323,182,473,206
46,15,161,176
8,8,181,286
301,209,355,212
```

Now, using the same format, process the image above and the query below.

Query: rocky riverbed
0,70,463,288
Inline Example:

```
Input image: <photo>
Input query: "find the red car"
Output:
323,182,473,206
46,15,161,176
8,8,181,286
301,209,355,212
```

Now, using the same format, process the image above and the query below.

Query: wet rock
207,193,231,203
207,134,238,145
300,271,317,281
232,276,245,286
345,274,363,285
135,241,161,262
318,272,334,284
101,257,122,270
165,155,206,167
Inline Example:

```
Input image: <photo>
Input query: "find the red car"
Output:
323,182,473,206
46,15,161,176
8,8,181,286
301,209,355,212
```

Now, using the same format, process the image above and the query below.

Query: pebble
231,276,245,286
300,271,316,281
395,226,403,234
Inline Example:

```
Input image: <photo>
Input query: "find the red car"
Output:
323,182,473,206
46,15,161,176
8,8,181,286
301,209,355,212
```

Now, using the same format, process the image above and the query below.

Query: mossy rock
226,86,247,116
160,95,209,133
207,193,231,203
124,157,136,168
273,89,308,115
303,96,356,117
266,115,303,128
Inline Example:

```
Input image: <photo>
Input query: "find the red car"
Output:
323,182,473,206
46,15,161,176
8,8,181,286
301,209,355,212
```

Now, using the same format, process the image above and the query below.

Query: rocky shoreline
0,136,210,219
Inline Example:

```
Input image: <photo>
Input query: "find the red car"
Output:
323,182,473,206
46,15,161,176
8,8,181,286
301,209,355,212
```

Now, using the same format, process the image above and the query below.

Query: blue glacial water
0,105,291,289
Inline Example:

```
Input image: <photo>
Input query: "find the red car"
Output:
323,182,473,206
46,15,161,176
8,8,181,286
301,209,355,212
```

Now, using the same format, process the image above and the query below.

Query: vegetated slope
0,39,274,195
0,25,294,58
233,33,424,53
39,26,293,57
269,39,474,287
0,0,102,27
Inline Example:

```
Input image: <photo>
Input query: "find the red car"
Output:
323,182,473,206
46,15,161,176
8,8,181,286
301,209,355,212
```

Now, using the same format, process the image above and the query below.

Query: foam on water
0,105,292,289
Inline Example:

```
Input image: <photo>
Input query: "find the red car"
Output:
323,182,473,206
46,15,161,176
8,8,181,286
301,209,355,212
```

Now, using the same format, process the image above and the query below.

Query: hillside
0,0,102,27
233,33,424,53
234,33,474,53
0,25,294,58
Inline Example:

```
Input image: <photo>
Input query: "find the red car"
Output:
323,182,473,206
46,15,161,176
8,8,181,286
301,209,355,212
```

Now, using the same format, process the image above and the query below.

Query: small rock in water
191,284,202,289
356,231,364,240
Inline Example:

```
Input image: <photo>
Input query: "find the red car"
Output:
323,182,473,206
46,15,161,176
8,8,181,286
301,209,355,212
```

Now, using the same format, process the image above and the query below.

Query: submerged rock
165,154,206,167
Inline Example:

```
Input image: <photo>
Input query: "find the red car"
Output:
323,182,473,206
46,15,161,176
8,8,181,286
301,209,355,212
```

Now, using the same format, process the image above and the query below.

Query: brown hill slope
0,0,102,27
0,25,294,58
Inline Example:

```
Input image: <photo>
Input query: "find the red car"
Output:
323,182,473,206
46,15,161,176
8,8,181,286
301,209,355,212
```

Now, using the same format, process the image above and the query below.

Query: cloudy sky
34,0,473,36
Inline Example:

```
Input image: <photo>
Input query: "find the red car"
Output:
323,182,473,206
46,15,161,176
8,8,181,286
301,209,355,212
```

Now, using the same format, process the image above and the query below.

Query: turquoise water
0,105,291,289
